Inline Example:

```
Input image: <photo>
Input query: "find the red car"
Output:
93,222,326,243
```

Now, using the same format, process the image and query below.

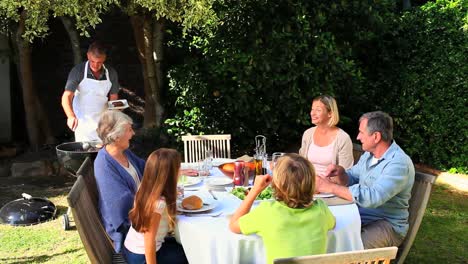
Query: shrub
165,0,394,155
371,0,467,171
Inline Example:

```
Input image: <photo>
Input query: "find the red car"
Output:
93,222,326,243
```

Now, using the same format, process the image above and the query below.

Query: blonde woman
123,148,188,264
299,95,353,176
229,153,335,264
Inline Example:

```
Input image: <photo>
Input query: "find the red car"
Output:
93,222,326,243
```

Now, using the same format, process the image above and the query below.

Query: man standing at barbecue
61,41,120,142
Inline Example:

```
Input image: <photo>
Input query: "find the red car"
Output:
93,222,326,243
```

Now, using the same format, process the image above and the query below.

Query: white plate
205,177,233,186
177,200,218,213
108,99,129,110
180,177,202,187
314,193,335,198
212,158,236,167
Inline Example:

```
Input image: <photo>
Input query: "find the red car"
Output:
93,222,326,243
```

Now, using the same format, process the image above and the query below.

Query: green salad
231,186,274,200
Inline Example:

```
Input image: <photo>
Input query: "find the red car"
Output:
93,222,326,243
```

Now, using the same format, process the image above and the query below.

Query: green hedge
379,1,467,171
164,0,467,171
165,0,390,155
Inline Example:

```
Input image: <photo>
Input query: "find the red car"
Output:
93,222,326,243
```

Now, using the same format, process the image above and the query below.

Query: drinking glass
204,149,213,171
262,154,272,175
177,175,186,201
198,159,210,182
271,152,285,170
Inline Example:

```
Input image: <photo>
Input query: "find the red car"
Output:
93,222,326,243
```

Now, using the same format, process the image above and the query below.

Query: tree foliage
0,0,117,41
165,0,394,154
165,0,467,171
370,0,467,171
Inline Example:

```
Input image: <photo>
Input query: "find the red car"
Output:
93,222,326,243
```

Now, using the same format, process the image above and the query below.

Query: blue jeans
123,237,188,264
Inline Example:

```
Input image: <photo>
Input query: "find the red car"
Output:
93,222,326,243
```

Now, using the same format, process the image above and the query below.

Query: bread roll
182,195,203,210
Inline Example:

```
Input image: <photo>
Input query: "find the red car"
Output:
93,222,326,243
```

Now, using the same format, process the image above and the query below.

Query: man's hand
324,164,349,186
324,164,343,178
316,176,333,193
67,117,78,131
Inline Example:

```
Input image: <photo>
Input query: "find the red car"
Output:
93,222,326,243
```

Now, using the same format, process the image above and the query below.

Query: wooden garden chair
274,246,398,264
182,134,231,163
394,171,437,264
67,157,127,263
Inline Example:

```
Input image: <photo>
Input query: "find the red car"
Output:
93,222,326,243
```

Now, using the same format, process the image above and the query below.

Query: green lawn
0,194,88,263
404,182,467,263
0,180,466,263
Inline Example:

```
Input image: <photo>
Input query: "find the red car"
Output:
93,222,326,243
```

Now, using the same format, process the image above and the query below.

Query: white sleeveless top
307,142,335,176
124,198,169,254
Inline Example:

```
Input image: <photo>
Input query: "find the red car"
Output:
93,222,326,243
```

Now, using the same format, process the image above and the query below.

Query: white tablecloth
175,166,363,264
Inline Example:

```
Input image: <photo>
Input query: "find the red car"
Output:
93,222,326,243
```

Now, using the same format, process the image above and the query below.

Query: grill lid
0,193,57,226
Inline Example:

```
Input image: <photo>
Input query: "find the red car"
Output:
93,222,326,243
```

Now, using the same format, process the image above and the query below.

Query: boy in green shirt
229,153,335,264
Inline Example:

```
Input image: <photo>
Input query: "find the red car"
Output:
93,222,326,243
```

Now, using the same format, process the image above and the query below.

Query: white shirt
124,198,169,254
121,161,141,190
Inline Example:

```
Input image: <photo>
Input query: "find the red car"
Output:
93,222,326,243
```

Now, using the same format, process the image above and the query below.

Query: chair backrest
68,157,127,264
395,171,437,264
274,246,398,264
181,134,231,163
75,157,98,209
352,143,364,165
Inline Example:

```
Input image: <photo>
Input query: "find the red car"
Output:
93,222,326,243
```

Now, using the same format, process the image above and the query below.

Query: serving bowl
218,162,255,179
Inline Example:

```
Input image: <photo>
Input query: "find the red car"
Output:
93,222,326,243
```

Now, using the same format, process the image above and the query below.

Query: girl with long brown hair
123,148,188,264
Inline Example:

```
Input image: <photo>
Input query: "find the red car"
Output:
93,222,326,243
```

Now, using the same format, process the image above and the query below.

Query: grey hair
97,110,133,145
359,111,393,142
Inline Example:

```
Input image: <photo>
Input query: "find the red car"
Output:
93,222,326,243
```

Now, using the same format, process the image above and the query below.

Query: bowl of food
218,162,256,179
228,186,274,203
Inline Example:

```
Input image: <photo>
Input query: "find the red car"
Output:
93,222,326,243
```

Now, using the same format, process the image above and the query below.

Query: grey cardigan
299,127,354,169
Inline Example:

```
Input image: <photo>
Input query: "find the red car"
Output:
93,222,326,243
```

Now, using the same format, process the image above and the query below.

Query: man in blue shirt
317,111,415,248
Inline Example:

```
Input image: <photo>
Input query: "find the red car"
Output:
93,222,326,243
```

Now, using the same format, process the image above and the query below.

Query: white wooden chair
181,134,231,163
274,246,398,264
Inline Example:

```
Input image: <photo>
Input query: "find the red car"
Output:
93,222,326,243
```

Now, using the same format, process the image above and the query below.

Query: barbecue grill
55,141,100,230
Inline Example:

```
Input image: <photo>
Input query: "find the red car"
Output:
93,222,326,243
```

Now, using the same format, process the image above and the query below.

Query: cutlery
208,189,218,200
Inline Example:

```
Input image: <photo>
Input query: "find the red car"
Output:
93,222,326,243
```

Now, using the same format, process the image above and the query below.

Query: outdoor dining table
175,161,364,264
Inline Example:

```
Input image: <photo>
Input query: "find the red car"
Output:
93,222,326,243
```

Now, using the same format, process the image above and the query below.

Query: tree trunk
16,10,53,148
61,16,82,65
152,18,165,128
129,15,156,128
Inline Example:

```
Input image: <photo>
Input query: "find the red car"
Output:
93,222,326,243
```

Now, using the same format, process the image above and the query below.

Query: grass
0,195,88,263
404,182,467,264
0,175,466,263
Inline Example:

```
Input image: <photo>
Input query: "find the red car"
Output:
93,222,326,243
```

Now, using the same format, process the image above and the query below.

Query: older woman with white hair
299,95,354,176
94,110,145,253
